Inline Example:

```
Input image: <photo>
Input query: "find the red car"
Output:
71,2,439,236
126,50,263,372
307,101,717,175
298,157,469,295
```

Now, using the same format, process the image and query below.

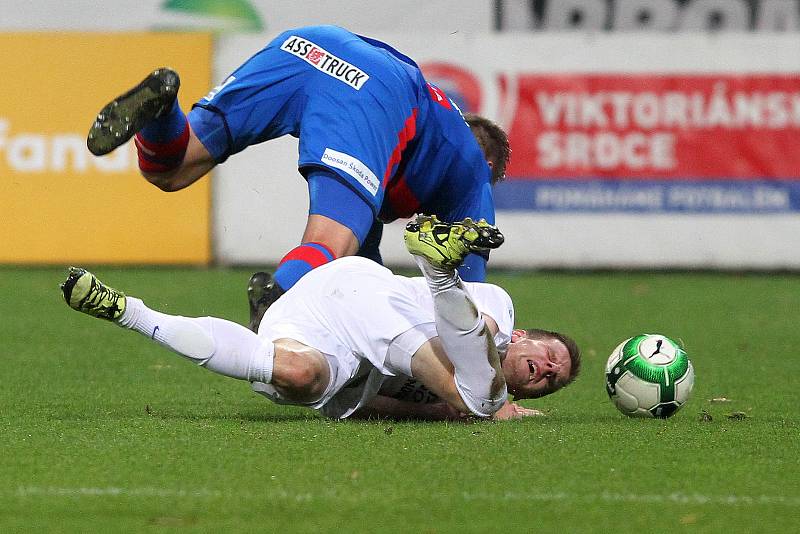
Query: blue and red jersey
188,25,495,281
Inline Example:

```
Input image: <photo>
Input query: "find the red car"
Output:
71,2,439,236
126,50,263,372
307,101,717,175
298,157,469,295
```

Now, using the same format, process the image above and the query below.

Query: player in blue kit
87,25,510,332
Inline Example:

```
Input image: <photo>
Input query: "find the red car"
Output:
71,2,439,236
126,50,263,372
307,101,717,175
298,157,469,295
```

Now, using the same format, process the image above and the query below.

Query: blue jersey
189,25,495,281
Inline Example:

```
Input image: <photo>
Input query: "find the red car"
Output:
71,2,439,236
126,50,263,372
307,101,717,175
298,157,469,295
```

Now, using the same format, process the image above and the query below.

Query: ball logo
605,334,694,418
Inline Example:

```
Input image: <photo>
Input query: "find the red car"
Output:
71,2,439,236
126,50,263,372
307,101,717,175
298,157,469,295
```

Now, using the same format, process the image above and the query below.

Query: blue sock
138,100,187,144
135,100,190,172
273,243,337,290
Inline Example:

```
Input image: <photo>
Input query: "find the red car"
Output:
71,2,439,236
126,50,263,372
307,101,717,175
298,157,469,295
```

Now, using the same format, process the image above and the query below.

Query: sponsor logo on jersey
321,148,379,195
280,36,369,90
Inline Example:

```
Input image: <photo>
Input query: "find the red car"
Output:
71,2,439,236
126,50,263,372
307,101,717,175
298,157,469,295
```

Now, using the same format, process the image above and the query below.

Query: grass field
2,266,799,533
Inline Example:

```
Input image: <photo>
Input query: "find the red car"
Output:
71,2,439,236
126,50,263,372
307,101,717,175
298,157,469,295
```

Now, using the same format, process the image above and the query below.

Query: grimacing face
502,330,572,399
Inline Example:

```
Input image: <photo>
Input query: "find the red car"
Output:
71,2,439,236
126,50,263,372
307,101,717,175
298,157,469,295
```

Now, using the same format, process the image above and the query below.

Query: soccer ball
605,334,694,418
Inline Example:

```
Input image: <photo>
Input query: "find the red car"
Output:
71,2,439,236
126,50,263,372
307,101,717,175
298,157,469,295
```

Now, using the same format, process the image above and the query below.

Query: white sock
413,256,481,331
117,297,273,383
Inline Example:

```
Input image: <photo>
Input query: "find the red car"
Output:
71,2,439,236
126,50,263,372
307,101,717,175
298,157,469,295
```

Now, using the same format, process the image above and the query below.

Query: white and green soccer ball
605,334,694,418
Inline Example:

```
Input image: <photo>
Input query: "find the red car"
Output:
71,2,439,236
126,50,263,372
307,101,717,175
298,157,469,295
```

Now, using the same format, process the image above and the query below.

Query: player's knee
279,354,328,402
284,356,322,389
142,170,181,192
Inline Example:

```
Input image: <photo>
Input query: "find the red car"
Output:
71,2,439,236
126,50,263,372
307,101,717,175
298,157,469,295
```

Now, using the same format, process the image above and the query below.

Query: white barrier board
209,32,800,269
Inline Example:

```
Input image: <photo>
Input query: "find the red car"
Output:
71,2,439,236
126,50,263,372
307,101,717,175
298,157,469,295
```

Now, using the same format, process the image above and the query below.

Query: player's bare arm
410,312,501,413
407,336,467,413
407,312,518,419
351,395,467,421
269,324,532,421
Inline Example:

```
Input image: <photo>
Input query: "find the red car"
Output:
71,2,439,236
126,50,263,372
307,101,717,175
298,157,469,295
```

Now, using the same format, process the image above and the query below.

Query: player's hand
493,401,544,420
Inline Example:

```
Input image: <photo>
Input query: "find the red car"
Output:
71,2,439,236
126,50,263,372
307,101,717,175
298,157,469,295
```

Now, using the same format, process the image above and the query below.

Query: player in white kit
61,216,580,420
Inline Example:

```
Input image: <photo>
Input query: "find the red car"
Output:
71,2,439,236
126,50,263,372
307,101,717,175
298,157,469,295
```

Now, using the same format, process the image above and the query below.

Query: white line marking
10,487,800,506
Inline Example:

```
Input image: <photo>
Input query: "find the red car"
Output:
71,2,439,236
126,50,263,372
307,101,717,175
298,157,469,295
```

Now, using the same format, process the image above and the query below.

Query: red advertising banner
503,74,800,179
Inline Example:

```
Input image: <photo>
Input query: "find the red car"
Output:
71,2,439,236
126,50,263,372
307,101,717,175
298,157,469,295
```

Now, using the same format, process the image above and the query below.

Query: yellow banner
0,33,212,264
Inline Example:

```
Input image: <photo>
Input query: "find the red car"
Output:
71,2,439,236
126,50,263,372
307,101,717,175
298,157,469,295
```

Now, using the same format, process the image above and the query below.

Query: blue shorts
188,25,425,216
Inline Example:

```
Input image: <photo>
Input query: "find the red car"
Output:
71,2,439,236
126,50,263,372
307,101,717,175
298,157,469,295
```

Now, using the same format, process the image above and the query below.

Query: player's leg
245,26,421,323
404,215,504,269
245,213,349,332
404,215,506,417
87,68,181,157
246,169,373,332
138,129,216,192
356,220,384,264
60,268,329,402
61,267,273,382
282,168,374,285
87,68,216,191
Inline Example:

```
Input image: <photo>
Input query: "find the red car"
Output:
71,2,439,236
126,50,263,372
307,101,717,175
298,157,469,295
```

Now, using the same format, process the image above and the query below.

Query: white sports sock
413,256,481,331
118,297,273,383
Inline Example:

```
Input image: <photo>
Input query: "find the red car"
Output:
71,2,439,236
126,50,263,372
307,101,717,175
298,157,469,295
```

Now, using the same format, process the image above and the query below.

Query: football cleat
247,271,285,333
404,214,504,268
87,67,181,156
61,267,126,321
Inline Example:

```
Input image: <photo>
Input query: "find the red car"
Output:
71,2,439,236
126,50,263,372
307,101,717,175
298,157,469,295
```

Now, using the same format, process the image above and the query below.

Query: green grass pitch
1,266,798,532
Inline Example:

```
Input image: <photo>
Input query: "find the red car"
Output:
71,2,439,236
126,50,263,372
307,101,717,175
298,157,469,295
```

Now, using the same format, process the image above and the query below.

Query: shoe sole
60,266,126,320
87,68,180,156
406,217,505,253
464,221,504,250
60,266,86,304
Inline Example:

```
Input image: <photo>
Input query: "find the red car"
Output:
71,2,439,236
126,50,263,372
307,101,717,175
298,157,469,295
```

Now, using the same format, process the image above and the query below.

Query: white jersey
251,257,514,419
